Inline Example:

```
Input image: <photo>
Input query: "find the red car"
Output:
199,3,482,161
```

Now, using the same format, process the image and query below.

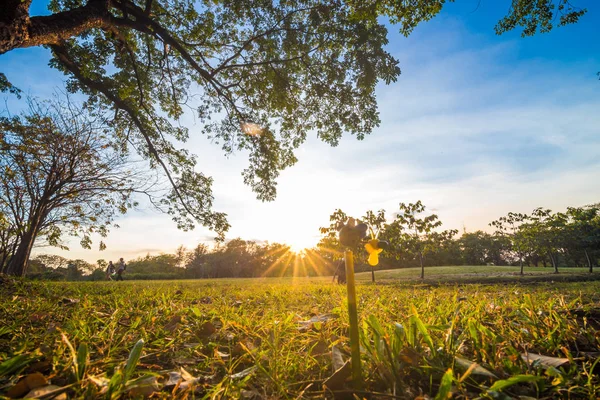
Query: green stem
345,250,362,387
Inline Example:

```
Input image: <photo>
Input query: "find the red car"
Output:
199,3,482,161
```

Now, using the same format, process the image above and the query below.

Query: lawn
356,265,600,283
1,272,599,399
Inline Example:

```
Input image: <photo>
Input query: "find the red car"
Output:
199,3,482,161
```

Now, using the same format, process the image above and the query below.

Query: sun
285,236,316,254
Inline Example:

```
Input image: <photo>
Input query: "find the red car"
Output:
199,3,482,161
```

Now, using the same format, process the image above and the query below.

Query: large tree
0,99,150,276
565,206,600,273
524,208,567,274
0,0,589,238
387,201,456,279
490,212,531,274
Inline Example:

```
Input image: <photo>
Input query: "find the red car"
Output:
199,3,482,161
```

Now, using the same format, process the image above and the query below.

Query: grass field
1,268,599,399
356,265,600,283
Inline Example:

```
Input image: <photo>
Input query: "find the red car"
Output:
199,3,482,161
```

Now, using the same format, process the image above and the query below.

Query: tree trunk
584,249,592,273
549,251,558,274
419,252,424,279
371,268,375,283
5,227,38,276
5,209,45,277
519,254,523,275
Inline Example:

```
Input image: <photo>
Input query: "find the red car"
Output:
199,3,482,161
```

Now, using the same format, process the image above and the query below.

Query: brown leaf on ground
309,340,329,356
399,347,420,366
215,350,230,361
322,360,351,391
521,353,570,368
164,368,214,392
198,321,216,337
6,372,48,398
127,376,161,398
27,361,52,374
58,298,79,305
6,379,30,398
298,313,339,332
331,345,347,372
24,385,66,399
165,315,183,333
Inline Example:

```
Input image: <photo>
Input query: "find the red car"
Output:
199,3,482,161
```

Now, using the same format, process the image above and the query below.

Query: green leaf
124,339,144,382
190,307,202,317
489,375,542,392
434,368,454,400
410,314,436,355
76,343,88,382
0,354,32,377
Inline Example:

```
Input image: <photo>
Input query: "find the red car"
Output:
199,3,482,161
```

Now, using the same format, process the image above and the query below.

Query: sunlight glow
260,245,334,279
284,236,316,254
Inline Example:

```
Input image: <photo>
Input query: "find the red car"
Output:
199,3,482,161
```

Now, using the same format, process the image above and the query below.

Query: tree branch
50,43,205,224
0,0,112,54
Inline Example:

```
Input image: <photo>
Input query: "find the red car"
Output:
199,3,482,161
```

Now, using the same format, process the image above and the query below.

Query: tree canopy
0,0,589,239
0,98,150,275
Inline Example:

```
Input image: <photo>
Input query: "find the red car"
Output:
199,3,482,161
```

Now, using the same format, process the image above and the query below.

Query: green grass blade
76,343,88,382
489,374,542,392
410,314,436,356
124,339,144,382
434,368,454,400
0,354,31,377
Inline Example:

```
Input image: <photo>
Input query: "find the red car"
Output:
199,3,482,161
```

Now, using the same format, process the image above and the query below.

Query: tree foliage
495,0,587,37
316,201,600,276
0,98,148,275
0,0,589,241
387,201,457,279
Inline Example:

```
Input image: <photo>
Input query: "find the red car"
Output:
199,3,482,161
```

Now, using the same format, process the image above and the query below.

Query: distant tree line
24,240,319,281
318,202,600,277
20,201,599,281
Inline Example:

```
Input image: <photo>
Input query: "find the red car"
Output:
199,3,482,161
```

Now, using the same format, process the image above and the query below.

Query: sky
2,0,599,264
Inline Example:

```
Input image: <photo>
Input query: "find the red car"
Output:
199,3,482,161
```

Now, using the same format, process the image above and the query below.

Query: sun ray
303,250,325,276
262,248,295,278
315,245,344,259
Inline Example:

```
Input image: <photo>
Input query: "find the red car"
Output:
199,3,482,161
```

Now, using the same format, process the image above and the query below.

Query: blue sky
2,0,600,263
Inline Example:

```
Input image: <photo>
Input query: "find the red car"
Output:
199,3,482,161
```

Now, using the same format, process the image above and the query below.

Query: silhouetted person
106,261,115,280
333,259,346,284
116,258,126,281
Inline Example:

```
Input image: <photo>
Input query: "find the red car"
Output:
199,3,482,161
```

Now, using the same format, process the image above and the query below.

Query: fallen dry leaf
24,385,66,399
6,372,48,398
298,313,339,332
331,345,346,372
198,321,216,337
521,353,570,369
229,366,256,379
27,361,52,374
127,376,161,398
454,357,497,379
164,368,214,392
164,315,183,333
58,298,79,305
322,360,351,391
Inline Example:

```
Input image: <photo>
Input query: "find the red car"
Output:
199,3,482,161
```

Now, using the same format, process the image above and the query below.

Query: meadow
1,268,600,399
